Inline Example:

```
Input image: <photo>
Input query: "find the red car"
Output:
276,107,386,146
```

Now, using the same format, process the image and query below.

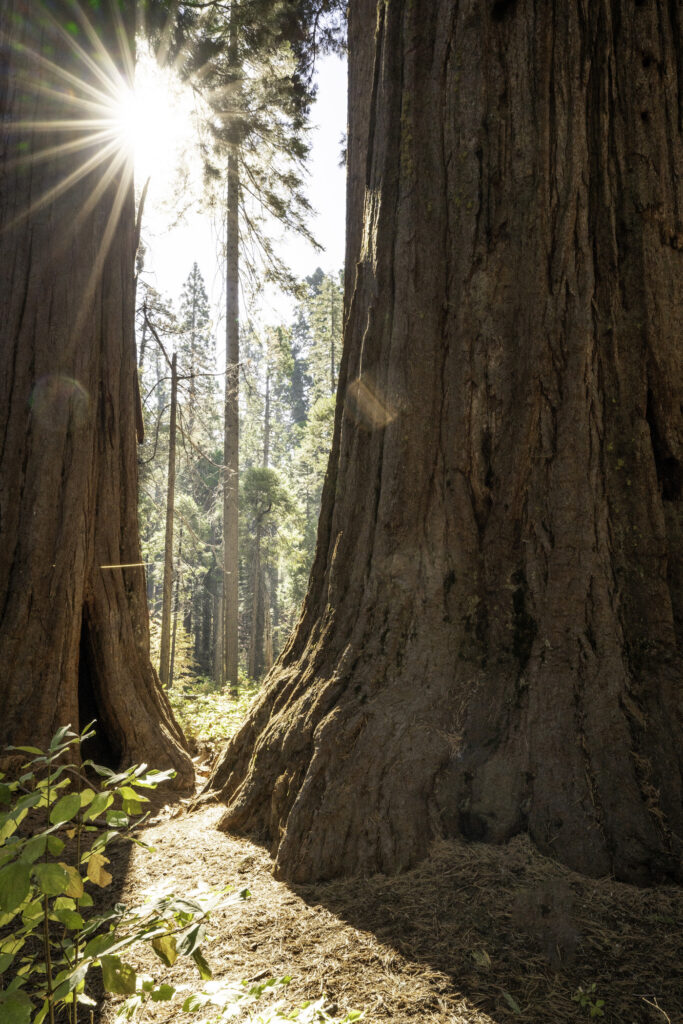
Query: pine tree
177,263,215,438
176,264,222,680
184,1,333,690
305,270,343,402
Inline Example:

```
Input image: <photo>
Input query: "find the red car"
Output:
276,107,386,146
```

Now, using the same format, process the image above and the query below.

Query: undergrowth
168,677,261,747
0,726,362,1024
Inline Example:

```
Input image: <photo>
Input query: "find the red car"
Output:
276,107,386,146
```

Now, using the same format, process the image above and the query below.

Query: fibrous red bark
0,0,193,784
210,0,682,885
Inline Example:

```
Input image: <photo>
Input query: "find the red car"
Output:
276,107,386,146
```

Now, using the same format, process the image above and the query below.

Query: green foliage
0,725,215,1024
1,727,363,1023
137,267,222,684
572,983,605,1018
137,265,342,685
169,679,260,744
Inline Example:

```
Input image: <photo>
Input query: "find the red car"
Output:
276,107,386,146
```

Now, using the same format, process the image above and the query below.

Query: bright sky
136,54,348,336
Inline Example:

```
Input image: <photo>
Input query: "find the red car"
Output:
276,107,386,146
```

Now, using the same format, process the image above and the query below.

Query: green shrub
0,725,225,1024
0,726,363,1024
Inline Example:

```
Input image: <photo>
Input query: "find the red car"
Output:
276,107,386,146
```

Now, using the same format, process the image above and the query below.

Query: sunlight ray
9,119,125,134
111,2,136,84
44,4,130,102
14,43,121,108
73,166,134,341
3,131,117,172
1,139,121,235
70,146,131,236
12,78,128,119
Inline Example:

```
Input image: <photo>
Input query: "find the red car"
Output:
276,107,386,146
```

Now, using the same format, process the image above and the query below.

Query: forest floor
97,748,683,1024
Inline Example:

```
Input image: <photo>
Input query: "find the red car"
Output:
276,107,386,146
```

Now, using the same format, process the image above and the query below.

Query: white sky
137,54,347,337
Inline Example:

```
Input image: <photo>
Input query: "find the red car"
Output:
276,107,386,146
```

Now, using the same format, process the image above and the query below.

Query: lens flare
29,376,90,428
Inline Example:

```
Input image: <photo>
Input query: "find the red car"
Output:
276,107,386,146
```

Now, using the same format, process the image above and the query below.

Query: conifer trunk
159,353,178,688
0,0,192,782
210,0,682,884
222,6,240,693
248,520,263,681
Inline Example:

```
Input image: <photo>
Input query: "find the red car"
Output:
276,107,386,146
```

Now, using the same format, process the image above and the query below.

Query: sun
112,53,196,187
4,3,196,233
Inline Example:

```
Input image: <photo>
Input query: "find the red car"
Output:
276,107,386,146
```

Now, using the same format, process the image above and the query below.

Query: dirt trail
100,794,682,1024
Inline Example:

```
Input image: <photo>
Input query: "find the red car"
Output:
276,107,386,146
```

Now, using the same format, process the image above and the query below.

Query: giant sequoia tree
0,0,192,784
211,0,682,884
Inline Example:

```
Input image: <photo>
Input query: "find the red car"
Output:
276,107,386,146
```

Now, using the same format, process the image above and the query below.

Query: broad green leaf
191,948,212,980
33,1001,50,1024
0,816,21,843
11,790,43,817
150,984,176,1002
182,993,209,1012
118,786,148,803
32,862,69,896
86,852,111,887
51,962,89,1002
100,955,137,995
178,923,205,957
133,767,175,788
18,835,47,864
21,898,43,926
47,835,65,856
0,862,32,912
79,890,94,908
79,788,96,808
502,992,522,1014
0,784,11,805
54,896,76,910
49,725,74,751
151,933,178,967
0,937,23,973
52,908,85,930
9,746,44,756
122,798,143,816
49,793,81,825
0,951,15,972
83,763,114,779
83,931,117,957
0,989,32,1024
105,810,129,828
88,829,119,854
0,937,24,957
82,791,113,822
172,897,204,916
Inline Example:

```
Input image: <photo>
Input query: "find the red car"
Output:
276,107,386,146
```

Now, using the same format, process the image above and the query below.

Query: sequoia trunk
210,0,682,884
0,0,193,783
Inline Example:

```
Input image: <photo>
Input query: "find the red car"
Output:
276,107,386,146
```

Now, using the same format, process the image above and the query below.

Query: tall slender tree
186,0,333,689
210,0,682,885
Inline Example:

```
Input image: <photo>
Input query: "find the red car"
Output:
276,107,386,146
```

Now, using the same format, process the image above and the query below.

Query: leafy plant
572,983,605,1018
0,725,363,1024
0,724,221,1024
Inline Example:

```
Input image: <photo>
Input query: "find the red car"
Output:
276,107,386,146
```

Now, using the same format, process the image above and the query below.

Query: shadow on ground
291,834,682,1024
